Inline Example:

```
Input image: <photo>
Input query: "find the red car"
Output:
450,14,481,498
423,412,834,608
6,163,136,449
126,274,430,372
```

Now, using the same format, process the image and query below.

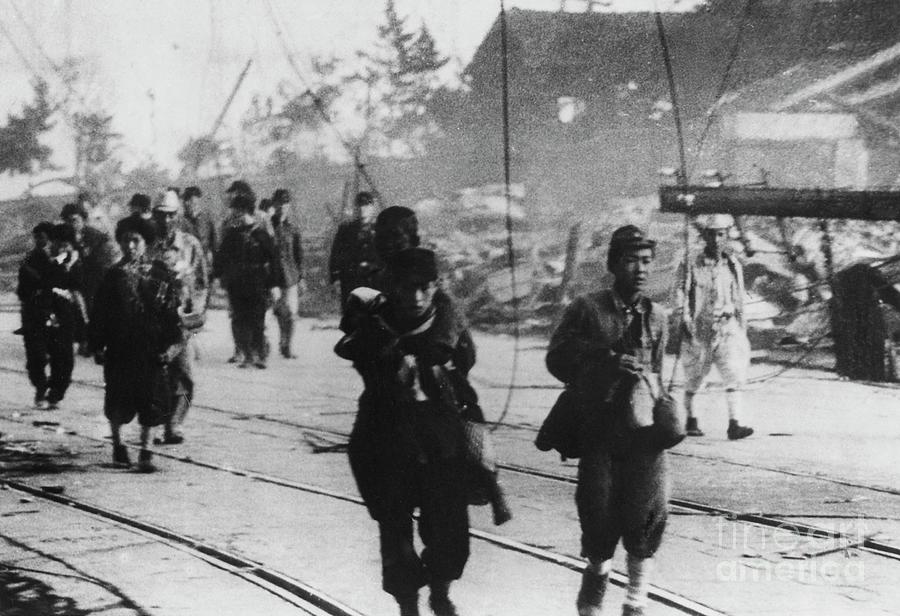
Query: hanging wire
0,15,42,79
690,0,753,179
261,0,383,202
490,0,521,431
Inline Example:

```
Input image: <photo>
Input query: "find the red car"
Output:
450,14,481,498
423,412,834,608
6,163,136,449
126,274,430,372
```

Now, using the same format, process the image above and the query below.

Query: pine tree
354,0,449,154
0,79,54,175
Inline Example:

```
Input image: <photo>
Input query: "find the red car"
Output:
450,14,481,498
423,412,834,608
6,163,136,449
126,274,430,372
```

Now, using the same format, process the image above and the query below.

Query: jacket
546,289,667,452
271,217,303,288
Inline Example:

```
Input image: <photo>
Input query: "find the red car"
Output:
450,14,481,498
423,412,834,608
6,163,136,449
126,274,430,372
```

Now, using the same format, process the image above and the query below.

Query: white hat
698,213,734,230
155,189,181,213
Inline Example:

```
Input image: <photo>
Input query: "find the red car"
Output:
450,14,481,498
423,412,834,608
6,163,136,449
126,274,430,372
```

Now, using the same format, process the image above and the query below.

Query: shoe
686,417,704,437
33,391,47,409
622,605,645,616
396,594,419,616
238,358,252,369
254,358,267,369
136,450,156,473
227,353,243,364
428,583,459,616
153,433,184,445
45,401,60,410
576,570,608,616
280,345,296,359
727,420,754,440
112,444,131,467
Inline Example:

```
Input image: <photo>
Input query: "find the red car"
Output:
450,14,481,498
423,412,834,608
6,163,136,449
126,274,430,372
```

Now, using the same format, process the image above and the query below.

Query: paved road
1,310,898,615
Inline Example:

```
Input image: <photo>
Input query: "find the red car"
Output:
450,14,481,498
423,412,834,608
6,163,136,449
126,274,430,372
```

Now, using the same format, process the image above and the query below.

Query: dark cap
388,247,438,284
128,193,151,212
33,221,55,236
115,215,157,244
272,188,291,204
183,186,202,200
61,202,88,220
226,180,252,195
607,225,656,271
50,223,77,245
355,191,375,207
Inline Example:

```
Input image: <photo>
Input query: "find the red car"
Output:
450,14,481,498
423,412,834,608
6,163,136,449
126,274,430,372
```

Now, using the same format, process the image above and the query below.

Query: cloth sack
534,387,584,459
638,373,686,449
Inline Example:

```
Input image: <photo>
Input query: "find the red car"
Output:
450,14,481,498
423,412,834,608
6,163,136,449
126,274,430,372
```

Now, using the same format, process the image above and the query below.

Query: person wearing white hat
673,213,754,440
148,188,209,444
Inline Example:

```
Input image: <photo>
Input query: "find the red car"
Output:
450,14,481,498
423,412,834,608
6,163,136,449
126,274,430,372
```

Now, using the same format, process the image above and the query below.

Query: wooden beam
659,185,900,221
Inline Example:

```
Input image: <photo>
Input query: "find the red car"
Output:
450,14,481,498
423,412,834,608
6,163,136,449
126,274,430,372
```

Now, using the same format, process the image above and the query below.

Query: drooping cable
491,0,521,430
690,0,753,178
261,0,382,202
654,6,691,391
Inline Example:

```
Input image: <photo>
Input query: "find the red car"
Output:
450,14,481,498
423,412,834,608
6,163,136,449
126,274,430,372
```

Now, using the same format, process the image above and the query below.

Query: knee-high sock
586,558,612,576
684,391,696,419
725,389,742,422
625,554,651,608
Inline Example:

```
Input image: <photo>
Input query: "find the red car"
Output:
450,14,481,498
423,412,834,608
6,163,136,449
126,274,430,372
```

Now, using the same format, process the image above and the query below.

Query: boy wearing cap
674,214,753,440
149,191,209,444
90,216,183,472
329,191,379,312
214,193,282,368
546,225,670,616
61,201,116,345
180,186,218,264
335,247,473,616
17,222,83,409
263,189,304,358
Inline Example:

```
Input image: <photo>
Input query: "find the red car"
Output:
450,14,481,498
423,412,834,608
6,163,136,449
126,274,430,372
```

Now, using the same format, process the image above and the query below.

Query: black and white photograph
0,0,898,614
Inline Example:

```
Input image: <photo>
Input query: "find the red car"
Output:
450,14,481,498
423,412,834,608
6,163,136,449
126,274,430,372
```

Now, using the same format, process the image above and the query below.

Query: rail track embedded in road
1,479,367,616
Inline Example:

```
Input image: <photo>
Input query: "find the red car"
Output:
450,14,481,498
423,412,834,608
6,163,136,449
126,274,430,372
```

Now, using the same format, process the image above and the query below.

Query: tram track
2,427,727,616
3,363,898,567
1,479,366,616
2,364,898,614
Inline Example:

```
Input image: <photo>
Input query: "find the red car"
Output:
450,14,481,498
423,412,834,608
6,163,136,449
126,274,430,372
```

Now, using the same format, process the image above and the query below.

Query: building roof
466,6,900,121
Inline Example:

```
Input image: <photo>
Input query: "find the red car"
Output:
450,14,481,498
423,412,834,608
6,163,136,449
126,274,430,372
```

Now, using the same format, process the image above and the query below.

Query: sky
0,0,704,198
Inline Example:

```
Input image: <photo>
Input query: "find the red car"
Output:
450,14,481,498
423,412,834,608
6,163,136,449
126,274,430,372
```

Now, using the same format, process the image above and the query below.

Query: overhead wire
261,0,383,202
0,12,41,80
8,0,85,107
689,0,753,180
490,0,521,431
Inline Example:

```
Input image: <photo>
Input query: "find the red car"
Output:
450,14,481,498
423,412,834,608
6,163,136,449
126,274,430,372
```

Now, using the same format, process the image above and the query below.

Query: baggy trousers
227,291,268,361
576,446,668,561
24,325,74,402
682,317,750,393
376,456,470,598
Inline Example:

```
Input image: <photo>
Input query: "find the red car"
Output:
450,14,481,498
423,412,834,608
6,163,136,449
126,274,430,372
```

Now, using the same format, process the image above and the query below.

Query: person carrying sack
545,225,679,616
335,248,483,616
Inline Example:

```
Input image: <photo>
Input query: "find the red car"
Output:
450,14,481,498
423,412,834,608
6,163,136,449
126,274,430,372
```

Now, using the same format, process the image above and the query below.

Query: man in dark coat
90,216,183,473
61,201,117,352
213,193,282,368
546,225,670,616
329,191,378,312
336,247,472,616
263,189,304,358
17,222,83,409
180,186,218,265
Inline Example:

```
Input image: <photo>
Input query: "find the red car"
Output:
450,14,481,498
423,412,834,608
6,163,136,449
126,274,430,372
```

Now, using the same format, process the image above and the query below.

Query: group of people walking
16,182,304,471
332,207,755,616
16,182,755,615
